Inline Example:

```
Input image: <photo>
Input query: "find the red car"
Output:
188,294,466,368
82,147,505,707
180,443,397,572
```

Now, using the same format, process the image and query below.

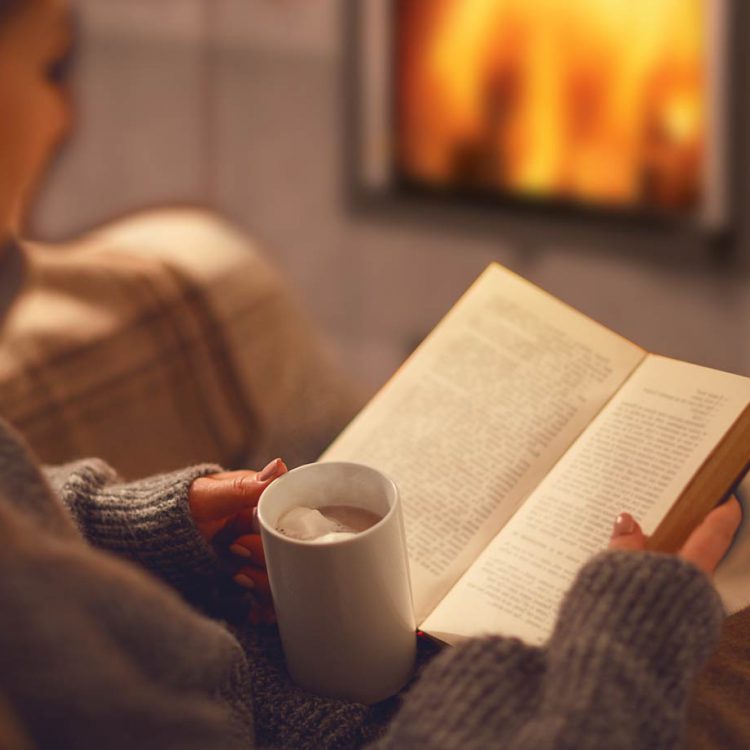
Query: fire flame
398,0,706,211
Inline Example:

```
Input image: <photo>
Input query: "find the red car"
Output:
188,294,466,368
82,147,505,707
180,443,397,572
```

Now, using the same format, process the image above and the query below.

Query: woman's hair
0,0,23,23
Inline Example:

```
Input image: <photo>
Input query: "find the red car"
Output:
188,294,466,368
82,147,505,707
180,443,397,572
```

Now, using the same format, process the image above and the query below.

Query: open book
321,264,750,646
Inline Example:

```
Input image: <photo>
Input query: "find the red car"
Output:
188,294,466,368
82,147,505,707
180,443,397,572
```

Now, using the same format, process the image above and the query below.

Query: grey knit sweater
0,413,725,750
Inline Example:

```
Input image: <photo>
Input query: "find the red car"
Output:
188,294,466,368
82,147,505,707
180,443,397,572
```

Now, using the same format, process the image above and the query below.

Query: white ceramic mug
258,462,416,704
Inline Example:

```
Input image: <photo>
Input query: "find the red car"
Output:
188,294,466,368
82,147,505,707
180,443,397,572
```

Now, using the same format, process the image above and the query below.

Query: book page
322,264,644,622
423,355,750,645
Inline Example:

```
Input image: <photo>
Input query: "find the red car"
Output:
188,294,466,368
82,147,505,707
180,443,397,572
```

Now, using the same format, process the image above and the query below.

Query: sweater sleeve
374,551,724,750
0,497,255,750
43,459,223,593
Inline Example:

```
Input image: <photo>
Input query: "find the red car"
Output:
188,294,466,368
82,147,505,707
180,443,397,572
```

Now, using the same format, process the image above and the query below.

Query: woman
0,1,742,748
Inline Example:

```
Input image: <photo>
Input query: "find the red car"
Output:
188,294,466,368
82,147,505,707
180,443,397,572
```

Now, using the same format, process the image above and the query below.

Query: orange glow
397,0,706,212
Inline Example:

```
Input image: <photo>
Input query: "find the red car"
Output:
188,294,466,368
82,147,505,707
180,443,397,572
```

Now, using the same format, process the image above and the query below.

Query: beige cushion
0,209,365,478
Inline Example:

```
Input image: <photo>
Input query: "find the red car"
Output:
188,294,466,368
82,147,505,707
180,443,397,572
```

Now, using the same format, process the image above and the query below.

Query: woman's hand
189,457,287,623
609,496,743,574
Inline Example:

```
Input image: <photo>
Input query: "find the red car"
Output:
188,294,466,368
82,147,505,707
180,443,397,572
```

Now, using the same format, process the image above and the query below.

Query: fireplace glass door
356,0,730,230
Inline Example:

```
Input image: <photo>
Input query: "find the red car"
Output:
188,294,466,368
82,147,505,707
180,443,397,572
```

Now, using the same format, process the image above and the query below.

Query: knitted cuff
552,551,724,671
545,549,725,737
52,459,223,588
378,553,723,750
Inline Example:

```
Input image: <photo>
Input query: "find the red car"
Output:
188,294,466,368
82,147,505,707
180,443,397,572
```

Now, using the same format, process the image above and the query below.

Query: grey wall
31,0,750,388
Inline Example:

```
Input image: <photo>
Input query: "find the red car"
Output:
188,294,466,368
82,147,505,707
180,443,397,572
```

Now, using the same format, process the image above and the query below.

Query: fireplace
353,0,731,231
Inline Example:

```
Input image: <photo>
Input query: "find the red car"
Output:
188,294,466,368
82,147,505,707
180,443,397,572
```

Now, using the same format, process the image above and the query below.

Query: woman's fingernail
229,544,252,558
257,458,282,483
612,512,636,538
234,574,255,590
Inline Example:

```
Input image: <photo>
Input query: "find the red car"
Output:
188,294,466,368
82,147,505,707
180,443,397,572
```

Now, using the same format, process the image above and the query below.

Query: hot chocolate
276,504,383,543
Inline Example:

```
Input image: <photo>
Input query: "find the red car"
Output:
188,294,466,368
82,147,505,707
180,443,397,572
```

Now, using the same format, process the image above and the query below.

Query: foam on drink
277,505,382,543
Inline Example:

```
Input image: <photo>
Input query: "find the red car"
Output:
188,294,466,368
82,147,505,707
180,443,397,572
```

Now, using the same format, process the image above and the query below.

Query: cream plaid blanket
0,209,365,478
